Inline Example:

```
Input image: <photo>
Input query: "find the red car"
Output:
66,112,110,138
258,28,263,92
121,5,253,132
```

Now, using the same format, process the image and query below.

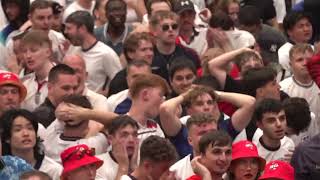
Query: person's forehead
107,1,126,9
173,68,195,76
117,124,138,133
32,7,53,15
294,17,311,25
0,84,19,90
160,18,177,24
128,66,150,75
262,110,285,118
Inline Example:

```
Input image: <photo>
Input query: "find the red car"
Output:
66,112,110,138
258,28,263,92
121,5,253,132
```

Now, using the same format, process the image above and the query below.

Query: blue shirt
0,156,33,180
169,114,239,159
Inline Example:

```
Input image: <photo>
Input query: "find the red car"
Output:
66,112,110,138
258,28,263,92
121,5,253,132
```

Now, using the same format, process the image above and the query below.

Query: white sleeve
102,48,122,84
120,175,133,180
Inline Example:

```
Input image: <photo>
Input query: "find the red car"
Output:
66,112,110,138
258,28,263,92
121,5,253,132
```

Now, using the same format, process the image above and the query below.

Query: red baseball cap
60,144,103,177
232,140,266,170
0,71,27,101
259,160,294,180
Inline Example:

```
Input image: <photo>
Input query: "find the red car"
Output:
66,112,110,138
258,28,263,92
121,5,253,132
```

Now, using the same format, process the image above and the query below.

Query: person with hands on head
207,47,262,89
44,95,109,163
56,73,169,143
160,85,255,158
96,115,139,180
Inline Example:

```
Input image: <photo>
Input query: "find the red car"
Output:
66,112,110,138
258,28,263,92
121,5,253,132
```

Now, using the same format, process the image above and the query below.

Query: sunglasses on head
162,23,179,31
63,147,95,162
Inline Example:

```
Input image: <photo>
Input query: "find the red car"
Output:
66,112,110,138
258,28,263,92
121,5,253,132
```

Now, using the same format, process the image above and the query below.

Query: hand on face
55,102,88,123
191,156,211,178
159,170,177,180
112,138,129,169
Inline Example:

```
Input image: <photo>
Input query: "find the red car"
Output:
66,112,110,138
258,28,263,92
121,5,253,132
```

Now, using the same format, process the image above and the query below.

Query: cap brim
177,7,195,14
232,156,266,171
0,81,27,102
62,158,103,177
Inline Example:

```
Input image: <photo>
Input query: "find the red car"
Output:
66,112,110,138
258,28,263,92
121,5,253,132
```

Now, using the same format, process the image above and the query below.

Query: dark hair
0,109,42,161
1,0,29,28
253,98,283,122
48,64,76,83
169,57,196,80
105,0,127,12
30,0,52,14
186,113,217,130
242,67,276,97
123,32,153,61
107,115,139,135
209,10,234,30
283,97,311,134
193,75,221,91
199,130,232,154
283,11,312,36
238,5,261,26
65,11,94,34
126,60,151,75
20,170,52,180
140,135,178,163
62,95,92,109
146,0,172,15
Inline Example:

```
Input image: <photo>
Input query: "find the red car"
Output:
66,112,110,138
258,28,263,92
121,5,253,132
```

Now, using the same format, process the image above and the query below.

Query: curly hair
184,85,217,108
140,135,178,163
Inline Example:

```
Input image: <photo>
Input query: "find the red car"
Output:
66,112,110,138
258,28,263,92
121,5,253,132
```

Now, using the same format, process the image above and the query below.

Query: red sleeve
186,175,202,180
307,54,320,88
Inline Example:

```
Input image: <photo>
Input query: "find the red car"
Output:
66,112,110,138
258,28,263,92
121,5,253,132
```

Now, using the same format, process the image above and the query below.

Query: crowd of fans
0,0,320,179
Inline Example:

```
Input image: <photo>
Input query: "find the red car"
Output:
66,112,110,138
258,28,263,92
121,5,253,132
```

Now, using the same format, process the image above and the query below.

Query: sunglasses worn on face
63,147,96,162
162,23,178,31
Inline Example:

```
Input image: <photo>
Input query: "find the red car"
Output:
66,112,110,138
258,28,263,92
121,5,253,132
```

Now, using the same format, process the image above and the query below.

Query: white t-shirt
39,156,63,180
278,42,293,78
63,1,95,22
273,0,286,23
252,129,295,163
280,77,320,125
83,87,108,110
120,175,134,180
76,41,122,92
177,29,208,56
226,29,255,50
21,73,48,111
96,152,119,180
169,154,195,180
0,3,7,30
43,121,108,163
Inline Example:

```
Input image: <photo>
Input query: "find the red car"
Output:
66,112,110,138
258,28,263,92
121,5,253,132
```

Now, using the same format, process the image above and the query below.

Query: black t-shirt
241,0,276,24
108,69,128,97
152,44,200,82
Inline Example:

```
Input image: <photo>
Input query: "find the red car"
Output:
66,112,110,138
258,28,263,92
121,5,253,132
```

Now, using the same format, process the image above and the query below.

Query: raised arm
55,103,119,127
159,95,185,137
208,47,251,89
216,91,256,131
